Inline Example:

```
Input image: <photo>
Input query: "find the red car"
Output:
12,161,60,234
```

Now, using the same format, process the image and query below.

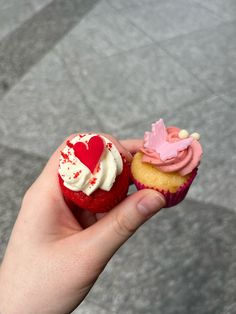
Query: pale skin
0,136,165,314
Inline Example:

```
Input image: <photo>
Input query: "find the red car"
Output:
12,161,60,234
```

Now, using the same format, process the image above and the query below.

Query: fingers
37,134,142,189
32,135,76,194
30,134,143,217
82,190,165,265
120,139,143,155
100,133,133,162
100,134,143,161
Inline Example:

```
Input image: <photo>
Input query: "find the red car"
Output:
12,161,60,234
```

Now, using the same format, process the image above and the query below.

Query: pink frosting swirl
141,126,202,176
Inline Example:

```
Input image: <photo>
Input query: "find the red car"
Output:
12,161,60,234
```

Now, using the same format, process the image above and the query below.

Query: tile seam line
112,0,236,25
117,94,213,131
213,92,236,107
111,4,229,95
53,49,105,131
193,0,236,22
157,45,216,95
106,1,156,45
158,42,236,97
108,0,211,14
0,39,158,104
154,18,236,45
2,15,234,103
1,5,235,103
187,0,231,22
0,0,101,102
117,5,236,49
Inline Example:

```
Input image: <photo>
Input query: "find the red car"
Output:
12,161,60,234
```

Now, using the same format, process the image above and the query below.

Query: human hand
0,135,165,314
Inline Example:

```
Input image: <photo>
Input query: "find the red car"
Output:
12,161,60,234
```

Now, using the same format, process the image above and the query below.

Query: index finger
120,139,143,155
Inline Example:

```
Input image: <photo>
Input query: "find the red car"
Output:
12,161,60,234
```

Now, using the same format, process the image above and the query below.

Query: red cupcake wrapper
132,168,198,208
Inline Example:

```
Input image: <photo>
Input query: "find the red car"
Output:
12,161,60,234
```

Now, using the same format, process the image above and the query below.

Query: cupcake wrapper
132,168,198,208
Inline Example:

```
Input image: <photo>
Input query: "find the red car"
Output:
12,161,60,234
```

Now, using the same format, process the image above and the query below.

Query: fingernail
137,193,165,216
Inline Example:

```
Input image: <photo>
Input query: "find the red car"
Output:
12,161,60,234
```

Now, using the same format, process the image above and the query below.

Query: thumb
84,189,165,265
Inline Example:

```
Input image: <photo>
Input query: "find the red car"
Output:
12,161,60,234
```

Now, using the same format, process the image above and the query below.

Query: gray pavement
0,0,236,313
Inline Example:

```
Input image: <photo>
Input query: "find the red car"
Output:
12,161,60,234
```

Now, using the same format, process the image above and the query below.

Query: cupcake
131,119,203,207
58,134,130,213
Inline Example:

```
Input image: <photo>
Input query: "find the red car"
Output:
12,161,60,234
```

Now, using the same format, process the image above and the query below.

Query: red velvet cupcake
58,134,130,213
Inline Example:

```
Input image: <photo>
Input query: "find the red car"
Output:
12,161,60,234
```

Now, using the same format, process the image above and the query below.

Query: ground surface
0,0,235,313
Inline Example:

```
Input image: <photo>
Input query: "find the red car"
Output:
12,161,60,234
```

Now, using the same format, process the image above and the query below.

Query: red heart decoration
73,135,105,173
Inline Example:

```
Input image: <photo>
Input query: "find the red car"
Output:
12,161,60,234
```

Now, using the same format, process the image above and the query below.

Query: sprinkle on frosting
190,132,200,140
141,119,202,176
178,129,189,139
59,134,123,195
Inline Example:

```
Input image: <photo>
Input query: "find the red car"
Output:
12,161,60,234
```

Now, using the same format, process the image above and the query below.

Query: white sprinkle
178,129,189,139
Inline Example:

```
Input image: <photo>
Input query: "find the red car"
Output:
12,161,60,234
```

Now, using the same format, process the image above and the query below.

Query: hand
0,136,165,314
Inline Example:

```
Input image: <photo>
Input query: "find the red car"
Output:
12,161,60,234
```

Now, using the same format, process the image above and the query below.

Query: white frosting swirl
58,134,123,196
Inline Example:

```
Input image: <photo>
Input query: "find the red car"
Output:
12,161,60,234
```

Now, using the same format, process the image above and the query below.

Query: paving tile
161,22,236,93
188,155,236,210
54,8,152,64
162,95,236,162
121,0,224,42
63,44,210,135
0,0,101,99
0,0,54,41
88,0,116,16
0,51,101,157
72,300,108,313
85,199,236,313
195,0,236,21
0,145,46,261
107,0,165,10
30,0,53,11
0,0,34,41
220,89,236,105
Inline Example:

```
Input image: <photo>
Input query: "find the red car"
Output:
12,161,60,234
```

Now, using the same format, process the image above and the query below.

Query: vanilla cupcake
131,119,203,207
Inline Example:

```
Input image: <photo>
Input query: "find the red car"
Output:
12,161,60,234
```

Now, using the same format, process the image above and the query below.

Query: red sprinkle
97,164,101,172
66,140,74,148
61,151,69,160
73,171,81,179
106,142,113,150
90,177,97,185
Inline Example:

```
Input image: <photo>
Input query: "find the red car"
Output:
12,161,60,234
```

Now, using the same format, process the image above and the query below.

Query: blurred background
0,0,236,313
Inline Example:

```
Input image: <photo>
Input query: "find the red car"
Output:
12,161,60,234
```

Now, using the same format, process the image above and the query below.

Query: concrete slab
195,0,236,21
121,0,224,42
62,44,210,135
54,7,151,63
84,199,236,313
0,51,102,157
161,22,236,93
